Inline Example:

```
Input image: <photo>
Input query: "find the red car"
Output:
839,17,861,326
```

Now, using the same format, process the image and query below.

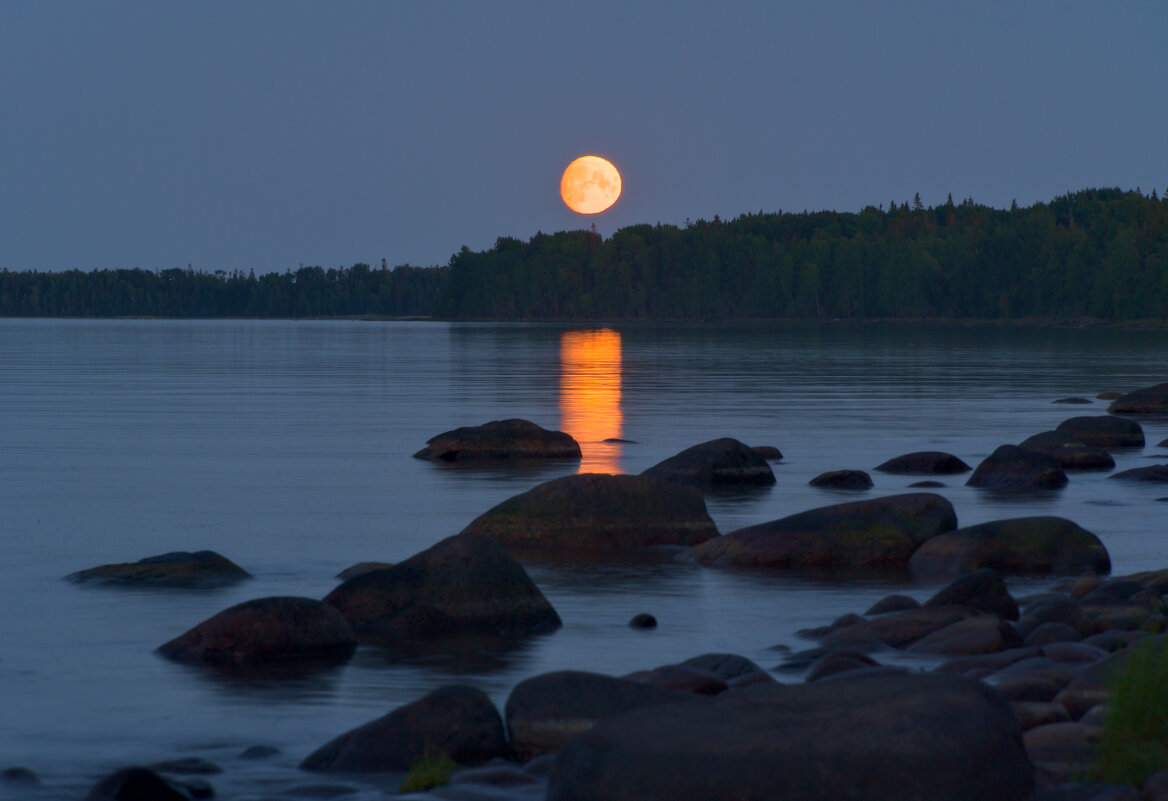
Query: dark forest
4,188,1166,321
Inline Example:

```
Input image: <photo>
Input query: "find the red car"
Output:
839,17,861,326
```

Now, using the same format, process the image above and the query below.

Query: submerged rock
688,493,956,570
85,766,194,801
908,517,1110,579
1109,464,1168,482
156,596,356,667
966,445,1068,491
1018,431,1115,471
460,473,718,551
1106,382,1168,415
66,550,251,588
546,670,1034,801
505,670,701,762
1055,415,1145,449
808,469,873,489
413,418,581,461
301,685,506,772
641,437,776,489
323,533,560,646
873,451,971,475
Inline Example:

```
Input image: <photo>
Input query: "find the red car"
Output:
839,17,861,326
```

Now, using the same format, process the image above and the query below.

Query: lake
2,319,1168,799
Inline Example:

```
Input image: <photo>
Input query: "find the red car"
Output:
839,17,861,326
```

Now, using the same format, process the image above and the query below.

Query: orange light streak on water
560,328,623,474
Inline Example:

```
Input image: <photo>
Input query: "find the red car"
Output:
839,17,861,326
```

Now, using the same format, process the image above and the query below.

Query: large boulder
300,685,506,772
504,670,701,762
1109,464,1168,482
66,550,251,588
1018,431,1116,471
156,597,356,666
688,493,956,570
413,419,581,461
1107,382,1168,415
546,670,1034,801
322,533,560,646
873,451,972,475
908,517,1110,579
640,437,775,489
459,473,718,551
1055,416,1145,449
966,445,1068,491
923,567,1020,620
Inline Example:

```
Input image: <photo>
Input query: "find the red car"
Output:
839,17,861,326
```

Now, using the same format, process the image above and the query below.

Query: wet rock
156,596,356,667
504,670,701,762
301,685,506,772
148,758,222,775
1055,415,1145,449
335,561,393,580
1097,392,1125,400
908,479,946,487
628,612,657,629
1,767,39,786
546,670,1034,801
966,445,1068,491
323,533,560,646
808,469,873,489
908,516,1110,579
689,492,956,570
641,437,776,489
1023,721,1101,778
622,664,728,695
1042,642,1109,666
873,451,972,475
449,762,541,787
66,550,251,588
936,646,1043,676
1016,597,1094,640
239,745,280,760
751,445,783,460
804,649,879,682
1012,701,1071,731
1110,464,1168,482
85,766,193,801
865,593,920,615
923,567,1019,620
989,656,1083,689
1025,622,1084,647
1028,784,1141,801
413,418,580,461
906,614,1023,655
1106,381,1168,415
679,653,771,686
819,605,981,649
994,675,1061,703
1019,431,1116,470
1053,397,1093,404
460,473,718,551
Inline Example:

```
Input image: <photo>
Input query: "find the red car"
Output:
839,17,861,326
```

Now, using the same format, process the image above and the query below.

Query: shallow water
2,319,1168,798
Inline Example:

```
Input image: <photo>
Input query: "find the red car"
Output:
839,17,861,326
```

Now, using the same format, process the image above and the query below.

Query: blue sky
3,1,1166,273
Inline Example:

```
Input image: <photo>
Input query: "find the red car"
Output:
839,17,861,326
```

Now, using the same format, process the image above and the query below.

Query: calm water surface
3,319,1168,799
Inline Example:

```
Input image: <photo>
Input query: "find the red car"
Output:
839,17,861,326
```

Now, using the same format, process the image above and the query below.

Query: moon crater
560,155,622,214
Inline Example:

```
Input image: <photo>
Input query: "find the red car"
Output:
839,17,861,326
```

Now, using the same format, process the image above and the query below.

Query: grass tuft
399,751,460,793
1093,638,1168,785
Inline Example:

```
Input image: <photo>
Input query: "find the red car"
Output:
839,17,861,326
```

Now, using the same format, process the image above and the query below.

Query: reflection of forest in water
560,328,623,474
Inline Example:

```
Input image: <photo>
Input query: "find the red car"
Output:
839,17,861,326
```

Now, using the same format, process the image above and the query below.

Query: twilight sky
3,1,1166,274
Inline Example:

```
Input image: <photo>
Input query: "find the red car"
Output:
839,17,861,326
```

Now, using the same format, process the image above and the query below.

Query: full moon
560,155,622,214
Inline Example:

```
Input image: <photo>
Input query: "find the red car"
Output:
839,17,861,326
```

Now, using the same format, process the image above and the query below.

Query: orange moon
560,155,622,214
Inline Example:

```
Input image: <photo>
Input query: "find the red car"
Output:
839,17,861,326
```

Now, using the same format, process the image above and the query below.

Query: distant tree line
4,188,1167,321
431,187,1168,321
0,262,446,318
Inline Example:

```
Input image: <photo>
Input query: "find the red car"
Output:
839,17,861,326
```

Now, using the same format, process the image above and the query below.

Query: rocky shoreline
26,382,1168,801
